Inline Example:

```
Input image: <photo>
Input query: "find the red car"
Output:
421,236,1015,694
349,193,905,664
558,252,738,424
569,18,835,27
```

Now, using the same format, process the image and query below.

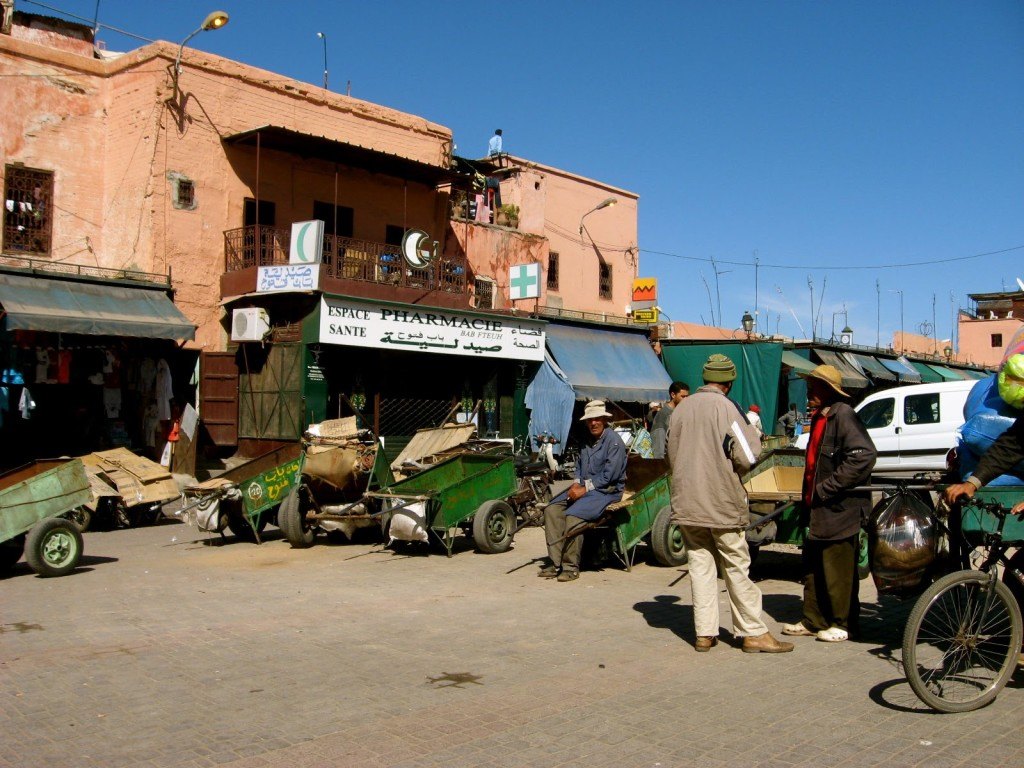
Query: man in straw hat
539,400,627,582
781,364,876,643
667,353,793,653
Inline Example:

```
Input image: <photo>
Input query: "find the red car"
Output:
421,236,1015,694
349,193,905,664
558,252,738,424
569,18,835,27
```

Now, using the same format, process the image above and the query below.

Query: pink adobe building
0,8,654,460
957,290,1024,368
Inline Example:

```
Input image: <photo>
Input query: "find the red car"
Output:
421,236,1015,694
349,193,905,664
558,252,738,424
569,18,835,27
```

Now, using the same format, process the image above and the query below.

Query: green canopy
781,349,817,374
661,342,784,426
909,361,943,383
928,364,967,381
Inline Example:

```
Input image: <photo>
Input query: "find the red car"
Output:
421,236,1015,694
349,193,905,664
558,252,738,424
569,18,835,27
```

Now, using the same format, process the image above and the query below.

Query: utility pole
807,275,815,340
875,279,881,349
753,250,759,336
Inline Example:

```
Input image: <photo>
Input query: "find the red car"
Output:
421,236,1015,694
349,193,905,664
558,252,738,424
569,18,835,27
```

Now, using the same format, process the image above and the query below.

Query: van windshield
858,397,894,429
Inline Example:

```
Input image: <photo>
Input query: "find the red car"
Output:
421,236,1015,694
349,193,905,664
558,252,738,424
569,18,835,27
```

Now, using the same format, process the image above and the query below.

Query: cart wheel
472,500,515,554
225,511,268,541
65,506,92,533
25,518,83,577
279,487,315,548
651,506,687,566
0,535,25,571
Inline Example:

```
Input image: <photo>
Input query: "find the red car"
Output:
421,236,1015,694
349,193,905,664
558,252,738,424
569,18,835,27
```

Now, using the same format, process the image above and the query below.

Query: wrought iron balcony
224,225,467,294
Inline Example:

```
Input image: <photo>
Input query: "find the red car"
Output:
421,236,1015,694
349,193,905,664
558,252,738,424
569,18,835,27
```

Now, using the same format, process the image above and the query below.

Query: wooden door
200,352,240,446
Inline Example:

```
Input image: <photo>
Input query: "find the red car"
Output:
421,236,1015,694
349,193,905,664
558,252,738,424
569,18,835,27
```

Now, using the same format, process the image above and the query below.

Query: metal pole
875,279,880,349
316,32,328,90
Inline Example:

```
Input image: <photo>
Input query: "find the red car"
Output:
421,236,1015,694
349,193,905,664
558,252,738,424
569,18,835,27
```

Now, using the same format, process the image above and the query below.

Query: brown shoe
694,636,719,652
742,632,794,654
556,569,579,582
537,565,559,578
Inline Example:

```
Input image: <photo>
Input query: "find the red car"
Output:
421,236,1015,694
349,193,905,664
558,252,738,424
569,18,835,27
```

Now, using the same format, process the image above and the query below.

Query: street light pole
316,32,328,90
175,10,229,77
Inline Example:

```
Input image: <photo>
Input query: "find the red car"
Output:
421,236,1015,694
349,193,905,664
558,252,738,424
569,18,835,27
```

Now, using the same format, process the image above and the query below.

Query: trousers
681,526,768,638
544,502,587,573
801,535,859,633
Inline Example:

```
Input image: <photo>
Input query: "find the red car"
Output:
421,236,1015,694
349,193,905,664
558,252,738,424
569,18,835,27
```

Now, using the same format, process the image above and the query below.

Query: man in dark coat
539,400,627,582
783,364,876,643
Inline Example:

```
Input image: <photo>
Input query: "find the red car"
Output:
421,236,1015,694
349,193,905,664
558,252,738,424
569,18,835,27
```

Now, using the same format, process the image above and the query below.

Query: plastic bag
868,489,937,595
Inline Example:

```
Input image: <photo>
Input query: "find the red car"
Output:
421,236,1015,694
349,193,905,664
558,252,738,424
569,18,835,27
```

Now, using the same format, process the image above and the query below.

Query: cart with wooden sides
741,448,807,555
0,458,91,577
181,443,303,543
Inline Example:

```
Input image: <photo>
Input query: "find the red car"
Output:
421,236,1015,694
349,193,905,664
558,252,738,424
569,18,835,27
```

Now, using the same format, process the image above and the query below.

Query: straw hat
800,364,849,398
579,400,612,421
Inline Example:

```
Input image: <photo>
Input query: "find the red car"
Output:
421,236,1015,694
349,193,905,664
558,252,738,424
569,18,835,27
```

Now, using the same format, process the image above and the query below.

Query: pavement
2,521,1023,768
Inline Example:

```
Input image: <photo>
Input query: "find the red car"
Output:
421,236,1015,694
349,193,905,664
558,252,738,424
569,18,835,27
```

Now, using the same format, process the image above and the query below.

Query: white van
795,380,977,474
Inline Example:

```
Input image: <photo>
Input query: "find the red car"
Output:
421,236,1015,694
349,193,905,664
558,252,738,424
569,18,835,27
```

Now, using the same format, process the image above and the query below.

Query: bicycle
902,496,1024,713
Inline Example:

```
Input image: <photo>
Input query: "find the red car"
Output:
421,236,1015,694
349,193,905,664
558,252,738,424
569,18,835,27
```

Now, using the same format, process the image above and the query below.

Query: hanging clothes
155,359,173,420
19,387,36,419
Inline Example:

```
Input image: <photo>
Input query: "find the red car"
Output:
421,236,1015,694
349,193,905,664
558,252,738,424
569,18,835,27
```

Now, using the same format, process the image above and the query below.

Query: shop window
598,262,612,299
312,201,354,238
475,277,495,309
3,164,54,256
547,252,559,291
167,172,195,210
991,333,1003,348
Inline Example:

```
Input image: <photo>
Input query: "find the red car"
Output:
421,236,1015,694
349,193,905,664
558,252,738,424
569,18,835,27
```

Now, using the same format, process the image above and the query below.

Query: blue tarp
524,353,577,455
543,324,673,403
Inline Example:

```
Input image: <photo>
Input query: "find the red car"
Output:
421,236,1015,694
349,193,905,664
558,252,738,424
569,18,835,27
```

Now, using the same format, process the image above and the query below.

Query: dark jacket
806,402,877,540
972,416,1024,485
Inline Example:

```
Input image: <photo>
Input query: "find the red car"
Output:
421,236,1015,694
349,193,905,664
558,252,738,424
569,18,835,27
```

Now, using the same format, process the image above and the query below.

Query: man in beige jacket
666,353,793,654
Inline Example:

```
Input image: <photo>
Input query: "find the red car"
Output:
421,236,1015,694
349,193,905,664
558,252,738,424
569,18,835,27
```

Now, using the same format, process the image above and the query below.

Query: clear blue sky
30,0,1024,348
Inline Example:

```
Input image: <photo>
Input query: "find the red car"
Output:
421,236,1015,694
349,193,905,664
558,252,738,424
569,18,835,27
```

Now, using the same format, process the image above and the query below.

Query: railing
536,305,634,327
224,225,467,294
0,254,171,286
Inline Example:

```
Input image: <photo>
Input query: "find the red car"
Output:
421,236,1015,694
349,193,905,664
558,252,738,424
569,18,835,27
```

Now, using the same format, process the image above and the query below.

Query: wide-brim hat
579,400,612,421
799,364,850,398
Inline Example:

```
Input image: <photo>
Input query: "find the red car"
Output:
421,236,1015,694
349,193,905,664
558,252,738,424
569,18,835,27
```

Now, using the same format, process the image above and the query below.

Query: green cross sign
510,263,540,300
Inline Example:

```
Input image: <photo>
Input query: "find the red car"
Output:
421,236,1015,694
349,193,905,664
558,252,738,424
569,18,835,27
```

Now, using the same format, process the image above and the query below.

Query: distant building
958,290,1024,367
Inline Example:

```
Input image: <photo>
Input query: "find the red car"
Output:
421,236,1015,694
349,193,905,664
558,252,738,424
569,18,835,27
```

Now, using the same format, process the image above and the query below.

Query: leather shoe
537,565,559,578
556,569,579,582
694,636,719,652
742,632,794,654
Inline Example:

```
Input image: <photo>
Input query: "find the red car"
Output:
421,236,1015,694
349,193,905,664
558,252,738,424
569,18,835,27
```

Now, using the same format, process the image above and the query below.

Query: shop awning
908,361,943,383
929,364,969,381
845,352,897,382
544,323,672,403
0,273,195,340
962,369,991,380
878,356,923,383
813,349,870,389
781,349,817,374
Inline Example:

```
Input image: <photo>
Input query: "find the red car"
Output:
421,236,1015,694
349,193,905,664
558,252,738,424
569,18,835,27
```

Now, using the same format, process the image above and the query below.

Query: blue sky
29,0,1024,348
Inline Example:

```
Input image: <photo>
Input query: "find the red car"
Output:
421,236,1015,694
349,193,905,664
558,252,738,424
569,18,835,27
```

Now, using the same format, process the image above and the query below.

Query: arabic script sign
319,297,546,361
257,265,320,293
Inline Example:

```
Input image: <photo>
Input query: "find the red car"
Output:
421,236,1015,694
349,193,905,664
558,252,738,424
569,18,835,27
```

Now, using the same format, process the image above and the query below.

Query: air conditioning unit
231,307,270,342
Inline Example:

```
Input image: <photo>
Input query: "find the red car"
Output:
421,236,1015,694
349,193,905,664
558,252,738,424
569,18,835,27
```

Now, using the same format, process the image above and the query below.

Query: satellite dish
401,229,432,269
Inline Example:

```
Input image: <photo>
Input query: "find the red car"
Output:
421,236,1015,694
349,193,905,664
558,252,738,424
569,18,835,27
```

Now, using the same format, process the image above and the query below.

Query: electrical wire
20,0,158,43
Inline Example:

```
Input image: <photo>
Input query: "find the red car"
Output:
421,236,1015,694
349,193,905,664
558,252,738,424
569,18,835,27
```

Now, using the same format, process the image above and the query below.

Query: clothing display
155,359,173,420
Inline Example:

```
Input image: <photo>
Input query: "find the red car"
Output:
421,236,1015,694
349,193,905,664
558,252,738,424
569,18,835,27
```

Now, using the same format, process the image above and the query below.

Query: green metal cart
0,458,91,577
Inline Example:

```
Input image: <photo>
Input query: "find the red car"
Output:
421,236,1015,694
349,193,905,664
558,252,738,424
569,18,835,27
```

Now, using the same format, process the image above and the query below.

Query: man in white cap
667,353,793,653
782,364,876,643
540,400,627,582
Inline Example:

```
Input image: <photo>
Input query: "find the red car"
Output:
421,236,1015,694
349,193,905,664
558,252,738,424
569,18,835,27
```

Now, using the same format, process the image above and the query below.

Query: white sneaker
816,626,848,643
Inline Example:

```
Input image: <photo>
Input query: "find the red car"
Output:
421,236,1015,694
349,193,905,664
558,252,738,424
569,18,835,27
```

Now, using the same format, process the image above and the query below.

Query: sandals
816,626,849,643
781,622,815,637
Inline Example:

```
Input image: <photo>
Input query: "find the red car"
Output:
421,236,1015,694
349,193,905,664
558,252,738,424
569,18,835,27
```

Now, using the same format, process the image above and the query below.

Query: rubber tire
0,535,25,571
225,500,268,541
472,500,515,554
25,517,84,577
651,506,688,566
902,570,1023,713
65,506,92,532
278,487,315,548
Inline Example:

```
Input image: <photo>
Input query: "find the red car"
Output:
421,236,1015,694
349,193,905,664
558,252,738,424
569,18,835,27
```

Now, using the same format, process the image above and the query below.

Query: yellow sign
632,308,659,324
632,277,657,307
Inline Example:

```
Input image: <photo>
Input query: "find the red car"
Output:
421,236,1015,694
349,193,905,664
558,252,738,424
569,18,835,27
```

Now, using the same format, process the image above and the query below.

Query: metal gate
238,343,303,440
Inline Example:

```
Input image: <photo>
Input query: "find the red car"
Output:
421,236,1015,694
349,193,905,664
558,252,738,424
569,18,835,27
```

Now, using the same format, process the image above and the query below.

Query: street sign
632,308,659,324
632,277,657,309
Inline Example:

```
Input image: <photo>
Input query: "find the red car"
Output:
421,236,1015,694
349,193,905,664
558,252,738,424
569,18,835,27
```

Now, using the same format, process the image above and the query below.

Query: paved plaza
2,519,1023,768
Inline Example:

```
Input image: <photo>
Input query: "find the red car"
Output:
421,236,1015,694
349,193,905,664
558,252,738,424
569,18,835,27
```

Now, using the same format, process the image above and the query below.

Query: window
858,398,894,429
904,393,940,425
312,201,354,237
3,164,54,256
547,252,559,291
385,225,404,246
168,172,195,210
992,333,1003,348
474,277,494,309
598,262,612,299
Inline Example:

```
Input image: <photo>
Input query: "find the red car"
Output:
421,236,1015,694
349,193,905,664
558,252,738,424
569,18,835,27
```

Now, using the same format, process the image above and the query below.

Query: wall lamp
578,197,618,235
175,10,230,76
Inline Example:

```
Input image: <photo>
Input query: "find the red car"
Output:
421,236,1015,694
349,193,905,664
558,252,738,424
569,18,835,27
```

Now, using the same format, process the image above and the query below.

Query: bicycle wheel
902,569,1022,713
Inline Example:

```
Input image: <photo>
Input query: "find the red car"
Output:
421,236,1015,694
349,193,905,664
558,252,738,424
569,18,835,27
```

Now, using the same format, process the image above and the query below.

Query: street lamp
741,310,754,339
578,197,617,236
175,10,229,75
316,31,328,90
944,344,953,361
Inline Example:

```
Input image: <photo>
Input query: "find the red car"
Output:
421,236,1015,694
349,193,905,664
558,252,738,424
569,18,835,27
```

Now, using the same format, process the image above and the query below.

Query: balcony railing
0,254,171,286
224,225,467,294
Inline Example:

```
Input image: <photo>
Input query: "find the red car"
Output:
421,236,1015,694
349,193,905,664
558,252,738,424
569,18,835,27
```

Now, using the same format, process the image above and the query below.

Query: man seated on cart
539,400,627,582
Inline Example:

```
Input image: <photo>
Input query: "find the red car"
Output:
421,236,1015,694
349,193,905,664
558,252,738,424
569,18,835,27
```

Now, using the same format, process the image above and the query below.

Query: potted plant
496,203,520,228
